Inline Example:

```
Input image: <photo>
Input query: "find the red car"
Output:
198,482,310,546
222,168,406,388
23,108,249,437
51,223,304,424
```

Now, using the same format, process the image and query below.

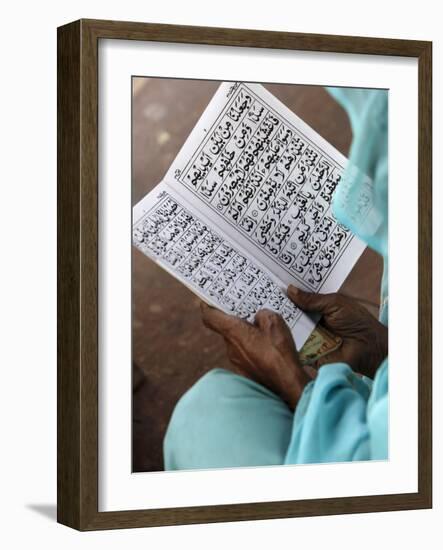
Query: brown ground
132,78,383,472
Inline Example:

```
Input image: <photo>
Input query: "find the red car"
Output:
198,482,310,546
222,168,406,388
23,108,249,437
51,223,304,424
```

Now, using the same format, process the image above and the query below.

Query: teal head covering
328,87,388,324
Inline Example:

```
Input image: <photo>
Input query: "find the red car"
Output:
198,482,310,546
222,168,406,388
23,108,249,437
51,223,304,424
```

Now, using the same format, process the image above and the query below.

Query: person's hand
287,285,388,378
200,303,312,410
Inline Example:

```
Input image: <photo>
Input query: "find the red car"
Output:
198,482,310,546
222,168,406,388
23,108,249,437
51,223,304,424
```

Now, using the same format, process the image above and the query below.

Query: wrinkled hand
288,285,388,378
200,303,311,410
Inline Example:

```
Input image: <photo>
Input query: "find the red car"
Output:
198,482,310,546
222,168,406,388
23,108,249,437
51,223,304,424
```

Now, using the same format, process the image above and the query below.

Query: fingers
287,285,337,313
254,309,298,356
254,309,281,328
313,350,343,369
200,302,247,337
302,365,318,380
254,308,285,330
201,303,292,346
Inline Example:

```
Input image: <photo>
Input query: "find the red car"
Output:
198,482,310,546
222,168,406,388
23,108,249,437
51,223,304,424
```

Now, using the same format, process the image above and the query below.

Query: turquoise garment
284,360,388,464
328,87,389,322
164,368,294,469
164,361,388,469
164,87,389,470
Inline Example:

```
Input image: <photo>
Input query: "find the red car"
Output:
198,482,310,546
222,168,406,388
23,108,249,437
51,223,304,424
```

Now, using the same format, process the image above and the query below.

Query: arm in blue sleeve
284,363,374,464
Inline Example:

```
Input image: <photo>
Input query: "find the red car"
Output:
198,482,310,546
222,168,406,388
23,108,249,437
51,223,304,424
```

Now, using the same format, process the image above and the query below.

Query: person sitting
163,86,389,470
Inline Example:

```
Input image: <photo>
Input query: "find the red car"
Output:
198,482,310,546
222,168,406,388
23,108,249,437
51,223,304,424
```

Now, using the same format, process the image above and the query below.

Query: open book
132,82,366,349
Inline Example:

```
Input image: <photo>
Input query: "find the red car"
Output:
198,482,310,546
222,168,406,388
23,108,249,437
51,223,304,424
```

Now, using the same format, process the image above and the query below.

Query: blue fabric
328,87,389,323
164,87,389,470
284,360,388,464
164,368,294,469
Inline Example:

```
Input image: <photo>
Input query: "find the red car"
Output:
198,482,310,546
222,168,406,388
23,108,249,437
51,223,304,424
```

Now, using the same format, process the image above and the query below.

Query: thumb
287,285,335,314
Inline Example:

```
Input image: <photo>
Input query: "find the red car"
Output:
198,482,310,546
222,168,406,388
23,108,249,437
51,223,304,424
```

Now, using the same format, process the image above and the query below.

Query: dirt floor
132,78,383,472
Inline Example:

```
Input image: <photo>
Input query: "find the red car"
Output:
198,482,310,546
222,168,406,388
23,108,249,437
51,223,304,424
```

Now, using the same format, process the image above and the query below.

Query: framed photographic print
57,19,432,530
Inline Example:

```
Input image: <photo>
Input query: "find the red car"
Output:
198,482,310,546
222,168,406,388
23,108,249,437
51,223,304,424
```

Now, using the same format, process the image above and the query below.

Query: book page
164,82,367,294
133,82,369,348
133,180,315,349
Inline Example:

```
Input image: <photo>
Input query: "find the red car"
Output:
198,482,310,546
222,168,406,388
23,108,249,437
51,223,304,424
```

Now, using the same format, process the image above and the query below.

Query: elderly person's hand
200,303,311,410
287,285,388,378
201,285,388,408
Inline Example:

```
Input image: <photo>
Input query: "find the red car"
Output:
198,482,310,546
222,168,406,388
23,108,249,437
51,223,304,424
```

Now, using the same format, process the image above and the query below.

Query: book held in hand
132,82,366,349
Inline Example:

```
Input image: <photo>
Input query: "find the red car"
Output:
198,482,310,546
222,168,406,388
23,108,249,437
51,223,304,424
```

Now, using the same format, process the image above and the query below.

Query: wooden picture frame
57,18,432,530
